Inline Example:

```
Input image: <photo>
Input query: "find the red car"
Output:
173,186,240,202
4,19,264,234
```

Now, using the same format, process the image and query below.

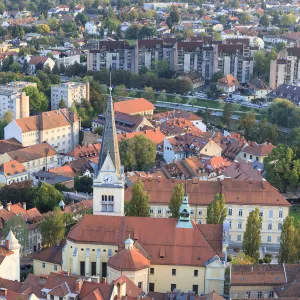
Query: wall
4,121,23,144
33,259,62,276
231,285,275,299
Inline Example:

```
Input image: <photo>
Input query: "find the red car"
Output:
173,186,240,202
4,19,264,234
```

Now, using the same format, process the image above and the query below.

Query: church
60,88,227,294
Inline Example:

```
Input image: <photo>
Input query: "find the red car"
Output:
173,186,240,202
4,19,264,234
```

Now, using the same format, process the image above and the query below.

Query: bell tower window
101,195,114,212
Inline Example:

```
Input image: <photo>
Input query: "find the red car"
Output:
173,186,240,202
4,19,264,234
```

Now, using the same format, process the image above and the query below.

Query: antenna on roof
109,66,112,97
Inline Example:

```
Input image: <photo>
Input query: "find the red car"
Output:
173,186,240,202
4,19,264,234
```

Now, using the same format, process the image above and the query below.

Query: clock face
103,173,113,183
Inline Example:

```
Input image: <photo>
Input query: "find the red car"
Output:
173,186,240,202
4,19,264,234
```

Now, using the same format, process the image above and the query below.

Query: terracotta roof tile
79,281,114,300
112,276,142,297
32,240,65,265
114,98,155,115
243,142,275,156
218,74,240,88
125,178,290,207
67,215,222,267
0,138,24,155
0,160,27,176
118,129,165,145
0,277,23,292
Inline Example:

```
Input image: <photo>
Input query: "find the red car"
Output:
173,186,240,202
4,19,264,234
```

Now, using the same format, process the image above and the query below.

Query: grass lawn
289,206,300,224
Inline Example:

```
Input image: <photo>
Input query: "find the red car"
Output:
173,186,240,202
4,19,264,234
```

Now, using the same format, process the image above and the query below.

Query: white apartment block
269,48,300,89
4,108,80,154
55,55,80,68
51,82,90,109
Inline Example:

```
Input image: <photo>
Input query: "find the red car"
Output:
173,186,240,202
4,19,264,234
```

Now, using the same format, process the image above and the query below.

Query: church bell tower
93,84,125,216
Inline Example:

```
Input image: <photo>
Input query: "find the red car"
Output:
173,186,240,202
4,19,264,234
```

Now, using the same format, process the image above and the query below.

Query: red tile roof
114,98,155,115
242,142,275,156
67,215,223,267
0,160,27,176
112,276,142,297
117,129,166,145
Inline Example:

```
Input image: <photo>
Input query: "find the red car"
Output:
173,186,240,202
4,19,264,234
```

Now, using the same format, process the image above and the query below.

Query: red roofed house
114,98,155,116
217,74,241,94
238,142,276,163
28,56,55,75
0,159,29,185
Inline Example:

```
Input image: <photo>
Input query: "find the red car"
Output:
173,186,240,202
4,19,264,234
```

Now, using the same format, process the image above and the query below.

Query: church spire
97,74,121,174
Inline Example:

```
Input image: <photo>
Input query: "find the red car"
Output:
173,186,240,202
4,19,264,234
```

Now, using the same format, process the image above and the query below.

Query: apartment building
0,159,29,185
215,39,255,84
87,38,254,82
269,47,300,89
51,82,90,109
124,177,290,246
87,40,136,72
4,108,80,154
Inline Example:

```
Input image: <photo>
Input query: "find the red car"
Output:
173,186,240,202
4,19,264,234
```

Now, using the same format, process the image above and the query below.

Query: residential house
4,142,59,177
159,118,204,136
32,170,73,187
92,111,154,134
163,134,222,163
0,159,29,185
64,143,101,162
0,138,24,154
114,98,155,116
28,56,55,75
124,177,290,245
246,78,271,99
4,108,80,154
266,83,300,106
85,21,101,35
217,74,240,94
237,142,275,163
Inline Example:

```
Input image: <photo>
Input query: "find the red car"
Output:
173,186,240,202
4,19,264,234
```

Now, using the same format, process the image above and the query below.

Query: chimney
76,279,83,292
6,202,11,212
22,202,26,211
5,239,9,250
39,275,47,285
157,175,161,182
0,288,7,297
172,177,176,183
103,277,107,284
257,168,261,174
247,160,252,165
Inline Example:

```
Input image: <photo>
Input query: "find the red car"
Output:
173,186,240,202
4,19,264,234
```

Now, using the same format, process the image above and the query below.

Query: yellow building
125,177,290,246
58,198,226,295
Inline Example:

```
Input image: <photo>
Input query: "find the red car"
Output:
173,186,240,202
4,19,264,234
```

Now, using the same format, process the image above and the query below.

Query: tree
9,62,20,73
152,59,171,78
94,126,104,135
126,180,150,217
239,13,251,25
242,208,262,262
213,31,222,42
231,253,255,264
58,99,67,108
114,84,128,98
206,193,227,224
254,51,270,79
238,112,256,140
33,183,63,213
22,60,29,74
75,13,88,25
142,86,155,102
157,92,167,102
74,176,93,194
37,24,50,34
259,14,270,27
38,207,65,247
52,63,60,75
3,111,14,123
264,144,300,192
278,216,297,263
3,215,28,255
169,184,184,218
119,135,156,171
211,72,224,83
223,103,234,129
23,86,49,114
281,13,296,26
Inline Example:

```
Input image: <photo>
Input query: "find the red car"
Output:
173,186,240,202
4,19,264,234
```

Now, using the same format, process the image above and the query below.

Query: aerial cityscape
0,0,299,299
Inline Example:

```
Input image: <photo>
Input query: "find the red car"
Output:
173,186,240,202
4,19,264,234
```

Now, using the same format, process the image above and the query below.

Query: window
244,153,246,158
256,156,259,161
150,208,154,214
50,296,54,300
138,282,142,289
192,285,198,294
269,210,273,218
198,210,202,215
190,210,194,215
258,292,262,298
42,262,45,268
198,219,202,224
150,268,154,275
228,208,232,216
149,283,154,292
269,291,274,298
268,223,272,230
171,284,176,291
54,265,57,271
238,222,242,229
246,292,250,298
267,236,272,242
172,269,176,276
277,236,281,243
250,154,252,159
194,270,198,277
259,210,263,217
279,210,283,218
278,223,282,230
237,235,241,241
229,221,232,229
238,209,243,216
158,209,162,214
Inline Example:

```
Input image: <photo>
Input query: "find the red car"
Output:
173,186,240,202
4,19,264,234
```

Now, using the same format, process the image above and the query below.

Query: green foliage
38,207,65,247
33,183,63,213
114,84,128,98
119,135,156,171
23,86,48,114
264,144,300,192
169,184,184,218
223,103,234,129
74,176,93,194
242,208,262,262
125,25,157,39
206,193,227,224
3,215,28,254
94,126,104,135
278,216,298,263
75,13,88,25
63,207,92,235
58,99,67,108
281,13,296,26
267,98,300,128
126,180,150,217
231,253,255,264
152,59,172,78
142,86,155,102
259,14,270,27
